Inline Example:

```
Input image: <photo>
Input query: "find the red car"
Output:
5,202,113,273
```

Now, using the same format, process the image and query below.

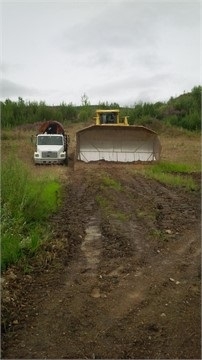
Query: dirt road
2,164,201,359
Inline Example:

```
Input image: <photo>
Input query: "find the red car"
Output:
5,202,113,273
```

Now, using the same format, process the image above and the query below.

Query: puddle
81,217,102,276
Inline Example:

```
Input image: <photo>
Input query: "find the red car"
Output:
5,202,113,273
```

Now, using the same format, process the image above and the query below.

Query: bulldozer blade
76,125,161,163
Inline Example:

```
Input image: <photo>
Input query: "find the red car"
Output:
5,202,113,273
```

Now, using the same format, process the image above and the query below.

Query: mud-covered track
2,167,201,359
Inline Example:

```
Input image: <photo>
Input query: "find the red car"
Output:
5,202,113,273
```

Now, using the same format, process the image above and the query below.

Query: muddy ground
1,163,201,359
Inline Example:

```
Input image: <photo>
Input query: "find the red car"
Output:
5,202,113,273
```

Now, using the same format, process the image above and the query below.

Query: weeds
101,175,122,191
1,156,61,270
150,229,167,241
96,195,109,209
112,211,129,222
136,210,156,221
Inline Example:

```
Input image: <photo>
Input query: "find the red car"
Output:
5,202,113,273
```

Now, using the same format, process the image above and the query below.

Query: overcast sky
1,0,201,106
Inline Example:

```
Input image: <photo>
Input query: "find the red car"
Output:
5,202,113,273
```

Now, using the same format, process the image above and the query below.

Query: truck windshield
38,136,63,145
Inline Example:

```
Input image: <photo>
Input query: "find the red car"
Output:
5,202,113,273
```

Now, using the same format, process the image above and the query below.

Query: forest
1,85,201,131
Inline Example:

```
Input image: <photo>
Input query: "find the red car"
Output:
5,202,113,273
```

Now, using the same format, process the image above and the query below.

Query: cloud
0,63,24,74
1,1,200,106
60,2,158,55
1,79,40,99
86,71,172,105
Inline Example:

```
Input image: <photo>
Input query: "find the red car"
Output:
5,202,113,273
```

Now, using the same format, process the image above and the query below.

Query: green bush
78,109,90,122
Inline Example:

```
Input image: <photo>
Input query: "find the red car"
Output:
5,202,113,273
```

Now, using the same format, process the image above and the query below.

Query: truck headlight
34,153,39,157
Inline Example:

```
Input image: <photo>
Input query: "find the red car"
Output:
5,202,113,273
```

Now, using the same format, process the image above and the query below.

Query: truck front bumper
34,158,65,165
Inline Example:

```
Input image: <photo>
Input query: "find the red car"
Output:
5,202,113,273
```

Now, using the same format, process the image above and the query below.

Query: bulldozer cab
95,110,128,126
98,110,117,125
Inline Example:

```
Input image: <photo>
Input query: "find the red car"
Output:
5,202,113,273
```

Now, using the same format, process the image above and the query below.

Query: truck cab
34,121,68,165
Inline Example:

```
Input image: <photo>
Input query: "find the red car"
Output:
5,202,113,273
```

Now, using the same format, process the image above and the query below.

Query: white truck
34,121,69,165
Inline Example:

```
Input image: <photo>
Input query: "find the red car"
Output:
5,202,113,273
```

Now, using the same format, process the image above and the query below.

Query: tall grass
1,156,61,270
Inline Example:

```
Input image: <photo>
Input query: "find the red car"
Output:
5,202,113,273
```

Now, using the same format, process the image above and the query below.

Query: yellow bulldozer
75,109,161,163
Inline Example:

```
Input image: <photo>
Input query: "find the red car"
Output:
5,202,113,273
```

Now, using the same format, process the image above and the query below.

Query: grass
143,162,199,191
129,161,200,191
1,156,61,270
95,174,123,213
112,211,129,222
100,174,122,191
96,195,110,209
150,161,198,174
96,175,129,222
136,210,156,221
96,194,129,222
149,229,167,241
160,131,201,167
148,172,197,191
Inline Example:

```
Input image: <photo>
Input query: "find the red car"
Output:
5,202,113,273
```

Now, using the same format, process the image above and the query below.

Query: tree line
127,86,201,131
1,86,201,131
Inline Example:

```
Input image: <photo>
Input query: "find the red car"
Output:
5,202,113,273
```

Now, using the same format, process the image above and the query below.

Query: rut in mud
2,165,201,359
